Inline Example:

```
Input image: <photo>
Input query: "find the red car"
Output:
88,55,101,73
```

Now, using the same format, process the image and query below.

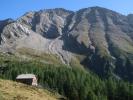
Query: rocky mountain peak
0,7,133,81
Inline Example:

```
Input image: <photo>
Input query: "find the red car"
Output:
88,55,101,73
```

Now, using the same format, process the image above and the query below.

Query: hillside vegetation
0,54,132,100
0,79,62,100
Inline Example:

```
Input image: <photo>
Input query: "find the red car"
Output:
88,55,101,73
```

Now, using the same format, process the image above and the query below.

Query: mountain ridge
0,6,133,82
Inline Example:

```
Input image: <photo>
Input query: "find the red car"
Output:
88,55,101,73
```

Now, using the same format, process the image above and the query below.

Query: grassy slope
0,79,62,100
16,48,62,65
16,47,84,68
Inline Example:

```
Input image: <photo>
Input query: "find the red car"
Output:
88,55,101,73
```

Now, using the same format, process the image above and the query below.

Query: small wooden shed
16,74,38,86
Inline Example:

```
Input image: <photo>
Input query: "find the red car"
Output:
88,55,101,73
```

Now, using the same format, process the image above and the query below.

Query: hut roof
16,74,36,79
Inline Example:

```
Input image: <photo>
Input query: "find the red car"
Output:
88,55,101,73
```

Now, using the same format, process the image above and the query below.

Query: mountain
0,7,133,82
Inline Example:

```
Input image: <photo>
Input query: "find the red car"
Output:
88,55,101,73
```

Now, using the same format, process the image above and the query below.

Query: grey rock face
0,19,14,43
18,8,73,38
0,19,14,32
0,7,133,81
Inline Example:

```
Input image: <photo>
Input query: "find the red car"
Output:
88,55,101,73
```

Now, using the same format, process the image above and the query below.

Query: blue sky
0,0,133,20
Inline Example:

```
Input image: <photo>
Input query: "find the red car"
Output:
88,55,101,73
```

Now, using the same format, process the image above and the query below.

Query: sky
0,0,133,20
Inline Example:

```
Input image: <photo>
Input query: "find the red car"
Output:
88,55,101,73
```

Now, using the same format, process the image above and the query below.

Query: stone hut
16,74,38,86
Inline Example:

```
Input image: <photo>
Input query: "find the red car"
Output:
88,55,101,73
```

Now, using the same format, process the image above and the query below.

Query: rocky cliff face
0,7,133,81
